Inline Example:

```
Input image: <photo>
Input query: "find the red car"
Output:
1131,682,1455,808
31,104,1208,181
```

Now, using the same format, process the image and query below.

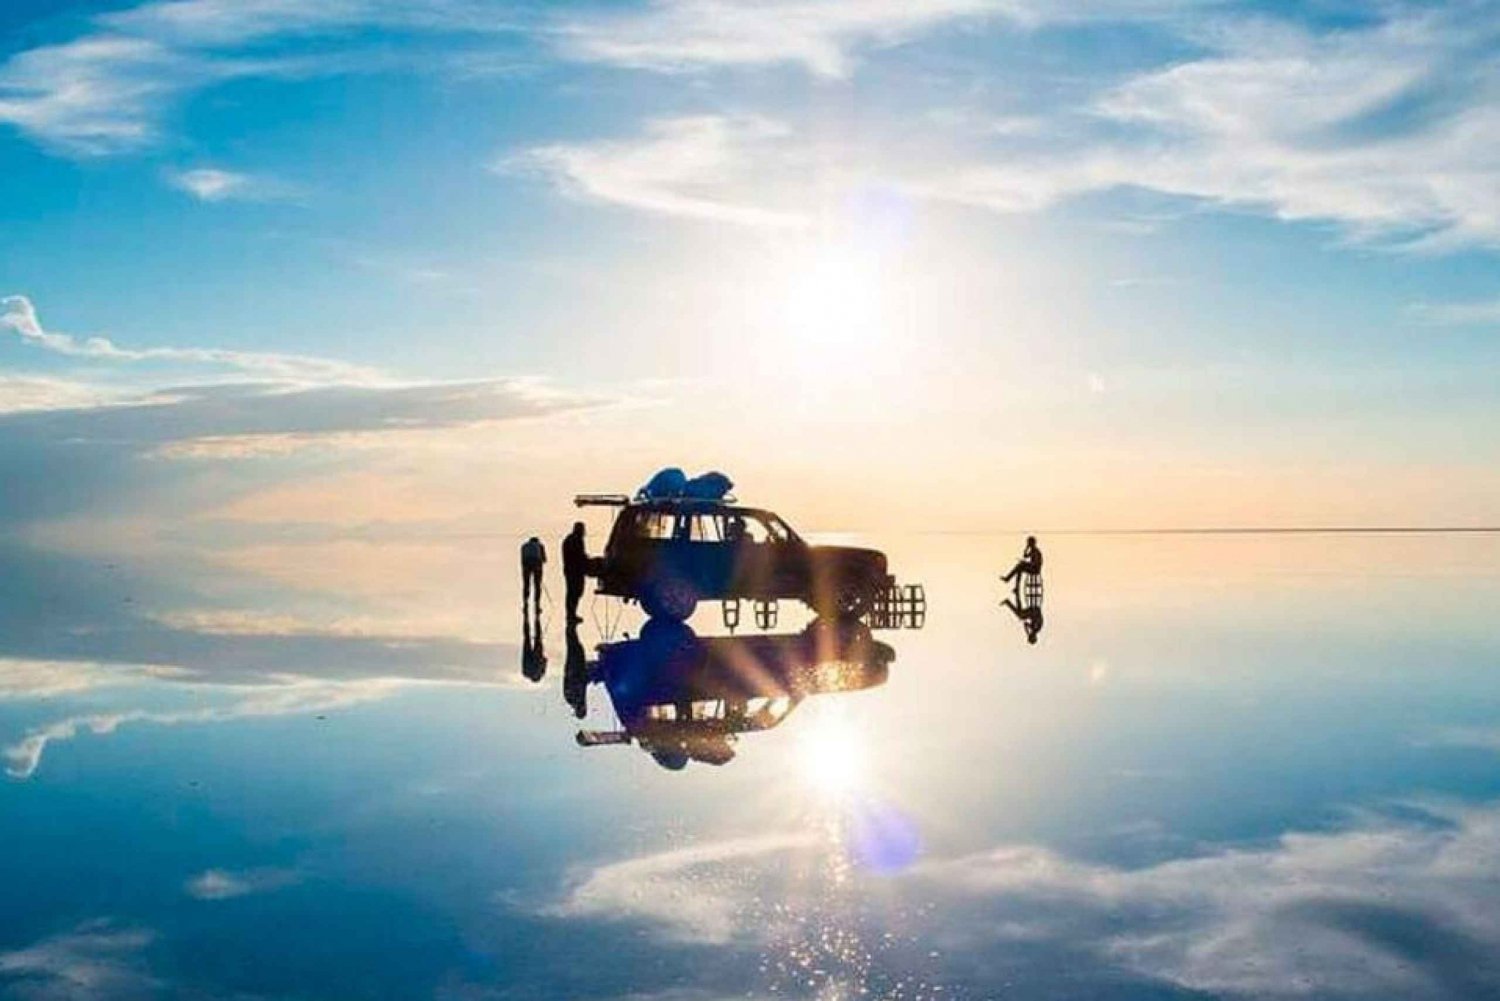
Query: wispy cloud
530,6,1500,250
185,866,298,900
0,921,157,998
166,166,291,202
0,34,204,154
0,0,528,156
555,0,997,78
4,678,399,778
546,833,813,944
0,659,148,700
547,801,1500,998
515,115,811,229
2,294,375,383
0,375,116,415
935,7,1500,249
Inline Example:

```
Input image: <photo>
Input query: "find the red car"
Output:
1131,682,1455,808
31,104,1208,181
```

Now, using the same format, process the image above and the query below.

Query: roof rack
574,493,742,508
574,493,630,508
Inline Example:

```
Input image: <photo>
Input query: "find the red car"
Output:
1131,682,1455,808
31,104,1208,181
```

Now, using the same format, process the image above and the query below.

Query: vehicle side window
741,514,781,544
689,514,724,542
632,511,674,540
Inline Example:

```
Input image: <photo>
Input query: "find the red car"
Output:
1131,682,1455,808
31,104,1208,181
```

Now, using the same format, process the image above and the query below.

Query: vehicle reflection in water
574,618,893,770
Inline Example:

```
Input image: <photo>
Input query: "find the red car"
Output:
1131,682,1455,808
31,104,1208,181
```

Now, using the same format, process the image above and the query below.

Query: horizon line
916,526,1500,537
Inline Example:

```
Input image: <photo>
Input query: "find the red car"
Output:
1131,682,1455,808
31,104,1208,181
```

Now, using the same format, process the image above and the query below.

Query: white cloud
185,866,298,900
0,921,157,999
0,34,199,154
547,833,813,944
1,294,377,383
4,678,399,778
935,8,1500,248
167,166,286,202
516,115,811,229
0,660,147,700
0,0,525,155
0,376,116,415
531,7,1500,250
555,0,997,78
548,802,1500,998
922,802,1500,997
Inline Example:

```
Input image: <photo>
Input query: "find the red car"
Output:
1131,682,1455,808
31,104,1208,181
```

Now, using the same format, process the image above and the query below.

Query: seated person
1002,536,1043,584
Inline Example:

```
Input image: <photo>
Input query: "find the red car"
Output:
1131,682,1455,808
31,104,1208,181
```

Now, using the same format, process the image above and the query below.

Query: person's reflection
563,623,588,718
521,612,547,682
1002,595,1044,644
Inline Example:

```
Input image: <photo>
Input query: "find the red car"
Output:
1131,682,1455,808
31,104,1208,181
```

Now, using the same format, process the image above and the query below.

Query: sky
2,0,1499,544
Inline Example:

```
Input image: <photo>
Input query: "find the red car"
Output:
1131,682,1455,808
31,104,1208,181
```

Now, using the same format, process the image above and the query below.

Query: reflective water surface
2,532,1499,999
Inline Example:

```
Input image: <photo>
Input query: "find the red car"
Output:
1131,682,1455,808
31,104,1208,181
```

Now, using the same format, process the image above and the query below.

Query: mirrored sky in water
2,531,1499,1000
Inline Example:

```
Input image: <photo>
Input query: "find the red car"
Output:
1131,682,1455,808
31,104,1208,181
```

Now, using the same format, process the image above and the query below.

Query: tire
641,577,698,621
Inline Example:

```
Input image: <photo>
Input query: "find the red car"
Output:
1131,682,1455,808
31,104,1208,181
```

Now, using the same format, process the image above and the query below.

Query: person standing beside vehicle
562,522,589,624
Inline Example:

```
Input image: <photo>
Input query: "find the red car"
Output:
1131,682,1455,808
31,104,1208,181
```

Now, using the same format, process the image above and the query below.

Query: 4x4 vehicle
576,495,892,622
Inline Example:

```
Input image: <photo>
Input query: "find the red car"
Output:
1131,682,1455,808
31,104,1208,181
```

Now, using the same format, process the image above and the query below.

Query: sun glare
777,242,886,366
799,713,867,798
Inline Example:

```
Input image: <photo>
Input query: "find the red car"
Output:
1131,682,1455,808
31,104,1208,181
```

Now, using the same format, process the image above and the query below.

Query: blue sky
2,0,1499,535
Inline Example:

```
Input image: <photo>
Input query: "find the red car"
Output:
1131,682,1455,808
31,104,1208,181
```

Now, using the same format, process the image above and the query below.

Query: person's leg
565,578,583,621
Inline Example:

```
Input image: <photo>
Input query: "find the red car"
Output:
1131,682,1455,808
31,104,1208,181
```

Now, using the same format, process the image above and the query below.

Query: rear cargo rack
868,583,926,630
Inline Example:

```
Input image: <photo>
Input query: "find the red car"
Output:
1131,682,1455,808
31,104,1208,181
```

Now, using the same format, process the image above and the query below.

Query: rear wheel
641,577,699,621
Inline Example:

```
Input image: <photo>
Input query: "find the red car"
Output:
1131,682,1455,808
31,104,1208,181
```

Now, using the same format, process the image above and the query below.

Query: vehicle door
683,511,734,595
611,507,677,590
732,511,799,597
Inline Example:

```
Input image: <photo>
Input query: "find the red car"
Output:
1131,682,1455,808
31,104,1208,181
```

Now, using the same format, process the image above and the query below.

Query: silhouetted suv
577,497,892,622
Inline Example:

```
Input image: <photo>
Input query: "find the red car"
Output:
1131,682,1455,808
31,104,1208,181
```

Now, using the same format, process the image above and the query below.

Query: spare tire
641,577,698,621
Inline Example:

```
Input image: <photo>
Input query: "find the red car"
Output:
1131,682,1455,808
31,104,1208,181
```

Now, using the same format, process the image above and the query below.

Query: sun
777,241,885,364
798,712,867,798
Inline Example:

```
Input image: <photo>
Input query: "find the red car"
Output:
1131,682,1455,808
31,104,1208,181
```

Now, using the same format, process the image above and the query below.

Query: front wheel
641,577,699,621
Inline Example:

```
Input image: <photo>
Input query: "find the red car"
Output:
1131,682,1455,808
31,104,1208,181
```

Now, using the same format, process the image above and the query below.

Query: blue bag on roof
683,471,733,501
638,467,688,500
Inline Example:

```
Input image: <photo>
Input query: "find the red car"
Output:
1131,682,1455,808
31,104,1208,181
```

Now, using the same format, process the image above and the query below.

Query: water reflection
1001,534,1045,643
576,617,893,770
1002,579,1045,644
521,612,547,683
4,530,1500,1000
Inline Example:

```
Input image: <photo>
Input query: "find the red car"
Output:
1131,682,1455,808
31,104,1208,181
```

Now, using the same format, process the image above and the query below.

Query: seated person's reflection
521,615,547,682
1002,595,1044,644
576,617,891,769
